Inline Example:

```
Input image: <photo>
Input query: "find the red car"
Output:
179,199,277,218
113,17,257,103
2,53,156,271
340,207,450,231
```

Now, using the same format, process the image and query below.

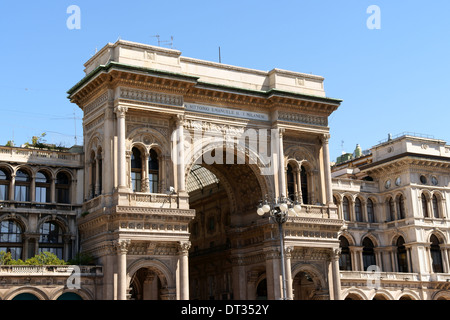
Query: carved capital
114,239,131,254
321,133,331,144
114,106,128,118
176,114,185,127
178,241,191,255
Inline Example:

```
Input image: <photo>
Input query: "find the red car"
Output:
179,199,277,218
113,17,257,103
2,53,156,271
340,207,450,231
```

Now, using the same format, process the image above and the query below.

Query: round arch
432,290,450,300
396,289,420,300
0,213,28,233
51,288,93,300
127,127,170,156
342,288,368,300
126,257,175,290
370,289,395,300
291,263,327,290
36,215,70,235
184,139,272,199
5,286,49,300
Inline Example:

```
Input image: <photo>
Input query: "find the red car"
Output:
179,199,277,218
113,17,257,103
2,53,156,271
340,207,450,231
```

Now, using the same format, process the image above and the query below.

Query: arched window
300,165,308,204
362,237,376,271
397,237,408,273
367,199,375,223
286,164,295,201
35,171,50,203
0,220,22,260
339,236,352,271
148,149,159,193
422,193,429,218
355,198,363,222
0,168,10,201
39,221,64,259
343,197,350,221
397,195,406,219
388,197,395,221
432,195,440,218
15,169,30,202
56,172,70,204
430,235,443,273
131,147,142,192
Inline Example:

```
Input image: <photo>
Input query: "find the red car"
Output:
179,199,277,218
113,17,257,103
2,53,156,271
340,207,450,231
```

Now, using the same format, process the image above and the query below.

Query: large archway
186,148,268,300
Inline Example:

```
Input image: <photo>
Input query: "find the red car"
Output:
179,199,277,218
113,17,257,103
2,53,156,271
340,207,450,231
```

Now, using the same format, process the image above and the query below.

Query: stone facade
332,134,450,300
0,39,449,300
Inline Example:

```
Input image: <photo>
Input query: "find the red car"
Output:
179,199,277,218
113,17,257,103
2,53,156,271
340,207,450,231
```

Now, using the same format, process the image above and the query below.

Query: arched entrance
186,147,269,300
293,271,316,300
129,268,164,300
256,279,268,300
126,259,175,300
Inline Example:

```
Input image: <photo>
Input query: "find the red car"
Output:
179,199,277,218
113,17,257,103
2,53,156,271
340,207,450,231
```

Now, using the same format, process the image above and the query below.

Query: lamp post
257,195,301,300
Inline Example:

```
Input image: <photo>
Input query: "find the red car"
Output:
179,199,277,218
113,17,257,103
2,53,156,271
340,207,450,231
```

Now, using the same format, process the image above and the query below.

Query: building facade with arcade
0,40,449,300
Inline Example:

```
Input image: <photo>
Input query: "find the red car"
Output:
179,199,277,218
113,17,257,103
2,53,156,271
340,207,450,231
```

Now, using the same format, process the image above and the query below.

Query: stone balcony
340,270,450,288
0,265,103,277
0,146,83,167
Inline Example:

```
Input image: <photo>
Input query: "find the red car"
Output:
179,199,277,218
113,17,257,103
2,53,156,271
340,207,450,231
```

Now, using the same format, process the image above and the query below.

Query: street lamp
257,195,302,300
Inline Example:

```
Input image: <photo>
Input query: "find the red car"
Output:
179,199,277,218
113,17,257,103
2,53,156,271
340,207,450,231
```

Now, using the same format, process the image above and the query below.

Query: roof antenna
152,35,173,48
219,46,222,63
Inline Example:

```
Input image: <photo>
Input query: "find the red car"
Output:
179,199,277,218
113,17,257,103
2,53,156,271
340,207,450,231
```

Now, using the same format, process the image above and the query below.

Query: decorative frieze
120,87,183,107
278,111,327,127
84,92,109,116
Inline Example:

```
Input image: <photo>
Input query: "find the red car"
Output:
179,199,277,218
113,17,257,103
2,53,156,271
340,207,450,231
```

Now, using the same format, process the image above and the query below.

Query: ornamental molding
115,206,195,217
119,87,183,107
84,91,109,116
278,111,327,127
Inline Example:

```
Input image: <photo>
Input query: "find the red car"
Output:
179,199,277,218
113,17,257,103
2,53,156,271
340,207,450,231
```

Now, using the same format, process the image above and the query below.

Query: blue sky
0,1,449,162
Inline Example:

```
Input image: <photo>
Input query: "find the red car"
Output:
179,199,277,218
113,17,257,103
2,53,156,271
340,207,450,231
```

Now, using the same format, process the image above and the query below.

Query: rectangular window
15,185,29,202
0,185,7,201
131,172,141,192
35,187,49,203
56,188,70,204
149,173,158,193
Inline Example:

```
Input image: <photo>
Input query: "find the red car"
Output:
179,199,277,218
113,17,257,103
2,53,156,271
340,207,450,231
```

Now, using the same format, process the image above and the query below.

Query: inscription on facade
185,103,269,121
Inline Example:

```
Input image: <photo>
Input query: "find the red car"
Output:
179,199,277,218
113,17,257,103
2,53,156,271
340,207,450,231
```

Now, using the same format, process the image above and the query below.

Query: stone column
30,174,35,203
9,173,15,202
247,271,259,300
50,177,56,203
176,116,186,193
115,239,130,300
321,134,334,205
278,128,286,198
330,248,342,300
178,241,191,300
115,106,128,191
285,246,293,300
231,256,247,300
95,156,100,196
441,247,449,273
103,103,114,193
265,248,281,300
142,152,150,193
